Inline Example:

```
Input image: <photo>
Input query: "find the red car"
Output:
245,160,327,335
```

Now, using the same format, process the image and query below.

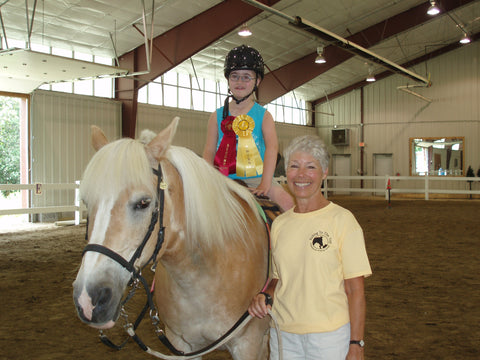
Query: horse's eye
134,198,151,210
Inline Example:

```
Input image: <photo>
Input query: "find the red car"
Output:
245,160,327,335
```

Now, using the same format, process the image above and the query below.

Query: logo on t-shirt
309,231,332,251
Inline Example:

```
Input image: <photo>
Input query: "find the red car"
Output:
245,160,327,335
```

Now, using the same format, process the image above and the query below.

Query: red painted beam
257,0,476,105
116,0,280,138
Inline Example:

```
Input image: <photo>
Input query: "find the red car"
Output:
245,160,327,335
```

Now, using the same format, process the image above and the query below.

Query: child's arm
253,111,278,196
203,111,219,164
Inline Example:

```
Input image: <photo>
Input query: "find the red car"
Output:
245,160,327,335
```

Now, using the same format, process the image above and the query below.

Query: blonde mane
166,146,262,250
80,138,156,206
80,138,262,251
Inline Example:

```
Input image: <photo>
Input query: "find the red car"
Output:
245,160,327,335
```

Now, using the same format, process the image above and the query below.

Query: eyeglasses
229,74,255,82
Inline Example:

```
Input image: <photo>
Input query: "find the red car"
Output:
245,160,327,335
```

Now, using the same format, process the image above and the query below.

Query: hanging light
427,0,440,16
315,46,326,64
366,64,376,82
459,33,471,44
238,23,252,37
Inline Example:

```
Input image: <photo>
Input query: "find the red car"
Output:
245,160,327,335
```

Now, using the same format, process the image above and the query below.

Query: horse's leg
227,318,269,360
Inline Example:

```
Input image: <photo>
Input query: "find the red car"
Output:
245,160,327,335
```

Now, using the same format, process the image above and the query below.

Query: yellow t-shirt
270,202,372,334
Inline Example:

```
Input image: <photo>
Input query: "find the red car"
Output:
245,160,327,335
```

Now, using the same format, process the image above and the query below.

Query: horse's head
73,117,179,329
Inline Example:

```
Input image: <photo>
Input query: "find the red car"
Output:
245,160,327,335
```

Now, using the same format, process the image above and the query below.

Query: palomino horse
73,118,273,359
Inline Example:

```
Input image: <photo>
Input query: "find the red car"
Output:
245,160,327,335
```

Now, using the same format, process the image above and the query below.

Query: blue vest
216,102,266,179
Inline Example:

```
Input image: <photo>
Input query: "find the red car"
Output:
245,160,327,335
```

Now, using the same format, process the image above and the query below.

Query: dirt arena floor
0,197,479,360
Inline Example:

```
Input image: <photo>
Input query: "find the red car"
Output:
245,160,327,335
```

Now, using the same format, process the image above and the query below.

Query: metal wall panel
30,90,121,218
315,42,479,193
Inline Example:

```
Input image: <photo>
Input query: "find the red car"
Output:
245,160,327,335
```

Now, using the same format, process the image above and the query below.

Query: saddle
255,196,283,228
233,179,283,227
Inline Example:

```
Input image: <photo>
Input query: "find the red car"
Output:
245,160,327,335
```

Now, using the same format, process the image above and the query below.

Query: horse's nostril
92,287,112,307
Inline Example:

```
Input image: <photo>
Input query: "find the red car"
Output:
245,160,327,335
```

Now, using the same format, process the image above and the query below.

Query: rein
80,163,273,359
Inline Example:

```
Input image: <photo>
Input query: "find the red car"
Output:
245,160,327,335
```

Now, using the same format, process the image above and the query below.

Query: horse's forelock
80,138,156,205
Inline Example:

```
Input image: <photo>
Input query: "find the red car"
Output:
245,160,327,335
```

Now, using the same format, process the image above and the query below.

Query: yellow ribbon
232,115,263,177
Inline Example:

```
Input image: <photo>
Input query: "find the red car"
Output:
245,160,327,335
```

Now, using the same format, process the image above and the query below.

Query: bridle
79,162,272,359
81,164,167,352
83,164,166,279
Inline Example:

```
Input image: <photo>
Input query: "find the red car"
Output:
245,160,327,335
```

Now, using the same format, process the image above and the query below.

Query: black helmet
224,45,264,80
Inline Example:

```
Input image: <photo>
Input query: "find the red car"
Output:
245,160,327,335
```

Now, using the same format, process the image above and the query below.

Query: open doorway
0,93,29,228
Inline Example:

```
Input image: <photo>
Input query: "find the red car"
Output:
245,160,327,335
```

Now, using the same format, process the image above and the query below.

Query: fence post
425,173,429,200
323,179,328,199
385,175,389,200
75,181,81,225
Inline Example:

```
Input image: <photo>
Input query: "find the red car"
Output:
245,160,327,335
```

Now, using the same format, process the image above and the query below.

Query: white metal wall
27,42,478,218
136,104,318,157
30,90,121,218
316,42,480,191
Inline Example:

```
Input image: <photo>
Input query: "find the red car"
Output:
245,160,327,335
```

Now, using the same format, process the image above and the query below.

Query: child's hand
250,182,270,197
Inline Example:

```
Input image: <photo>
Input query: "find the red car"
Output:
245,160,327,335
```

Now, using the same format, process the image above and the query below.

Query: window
410,137,465,176
137,69,309,125
266,94,307,125
18,41,115,97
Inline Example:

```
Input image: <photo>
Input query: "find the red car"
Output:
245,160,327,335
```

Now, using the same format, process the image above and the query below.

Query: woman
248,135,372,360
203,44,293,211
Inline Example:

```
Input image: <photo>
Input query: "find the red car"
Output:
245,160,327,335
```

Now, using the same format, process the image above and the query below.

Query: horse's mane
80,136,262,251
166,146,262,250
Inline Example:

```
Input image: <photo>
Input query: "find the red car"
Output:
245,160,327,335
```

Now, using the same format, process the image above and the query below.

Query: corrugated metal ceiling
0,0,478,102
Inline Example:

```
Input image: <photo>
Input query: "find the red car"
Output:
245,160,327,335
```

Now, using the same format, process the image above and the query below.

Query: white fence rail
1,175,479,224
0,181,85,225
276,175,480,200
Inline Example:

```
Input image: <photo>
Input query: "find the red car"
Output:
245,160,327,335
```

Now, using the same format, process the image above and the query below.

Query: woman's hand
346,344,364,360
248,293,271,319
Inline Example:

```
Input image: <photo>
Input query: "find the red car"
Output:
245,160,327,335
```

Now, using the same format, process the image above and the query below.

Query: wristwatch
350,340,365,347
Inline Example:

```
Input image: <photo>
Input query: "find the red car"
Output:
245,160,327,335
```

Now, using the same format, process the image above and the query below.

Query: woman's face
286,151,327,202
228,70,259,98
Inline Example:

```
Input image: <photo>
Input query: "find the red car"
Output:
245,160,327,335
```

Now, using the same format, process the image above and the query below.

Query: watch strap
350,340,365,347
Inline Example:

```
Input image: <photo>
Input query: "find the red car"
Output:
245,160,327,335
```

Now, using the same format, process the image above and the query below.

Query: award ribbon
232,114,263,177
214,116,237,175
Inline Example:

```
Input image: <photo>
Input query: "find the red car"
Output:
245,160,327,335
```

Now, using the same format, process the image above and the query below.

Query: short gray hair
283,135,330,173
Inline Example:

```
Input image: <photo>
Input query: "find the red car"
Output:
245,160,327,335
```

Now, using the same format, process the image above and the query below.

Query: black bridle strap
83,164,164,272
83,243,135,273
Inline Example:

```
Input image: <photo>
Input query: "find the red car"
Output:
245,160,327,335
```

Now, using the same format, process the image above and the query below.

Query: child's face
228,70,259,98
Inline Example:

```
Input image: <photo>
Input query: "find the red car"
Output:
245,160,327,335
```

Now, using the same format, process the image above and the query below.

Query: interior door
374,153,393,195
331,154,351,195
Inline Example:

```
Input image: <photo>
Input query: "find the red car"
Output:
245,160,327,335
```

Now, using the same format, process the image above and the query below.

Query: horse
73,117,275,359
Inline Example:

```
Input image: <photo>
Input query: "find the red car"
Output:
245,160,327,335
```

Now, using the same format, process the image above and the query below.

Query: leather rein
80,163,270,358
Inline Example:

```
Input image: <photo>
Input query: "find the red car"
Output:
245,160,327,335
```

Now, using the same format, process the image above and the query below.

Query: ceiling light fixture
427,0,440,16
238,23,252,37
459,33,471,44
366,64,376,82
315,46,326,64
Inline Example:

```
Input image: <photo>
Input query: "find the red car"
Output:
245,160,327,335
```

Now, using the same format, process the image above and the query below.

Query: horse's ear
146,117,179,160
91,125,109,151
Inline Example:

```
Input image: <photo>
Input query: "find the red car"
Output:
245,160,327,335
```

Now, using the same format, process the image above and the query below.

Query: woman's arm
345,276,366,360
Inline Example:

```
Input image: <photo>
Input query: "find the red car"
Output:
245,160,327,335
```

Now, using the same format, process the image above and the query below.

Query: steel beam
116,0,280,138
313,32,479,105
255,0,476,105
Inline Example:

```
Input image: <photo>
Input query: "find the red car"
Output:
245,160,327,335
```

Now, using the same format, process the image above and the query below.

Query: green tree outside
0,96,21,197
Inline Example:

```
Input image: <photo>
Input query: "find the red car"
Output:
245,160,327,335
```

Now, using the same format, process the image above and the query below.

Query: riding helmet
224,45,264,80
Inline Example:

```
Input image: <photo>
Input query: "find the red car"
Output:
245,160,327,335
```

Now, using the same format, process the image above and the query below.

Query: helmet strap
223,84,258,119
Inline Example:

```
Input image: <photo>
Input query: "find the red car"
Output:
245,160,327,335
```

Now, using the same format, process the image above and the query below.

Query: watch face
359,340,365,347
